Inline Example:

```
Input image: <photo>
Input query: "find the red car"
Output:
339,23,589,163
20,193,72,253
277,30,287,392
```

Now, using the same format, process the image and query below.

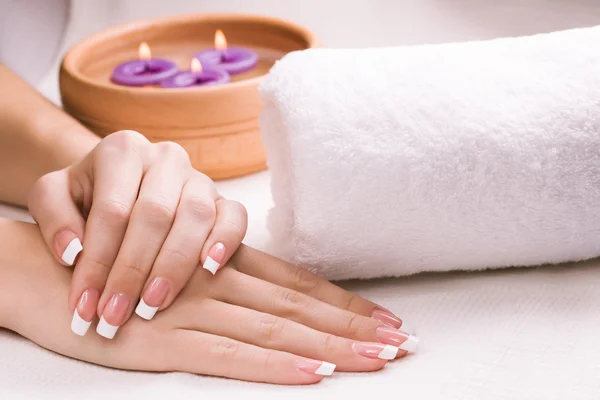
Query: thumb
28,169,86,266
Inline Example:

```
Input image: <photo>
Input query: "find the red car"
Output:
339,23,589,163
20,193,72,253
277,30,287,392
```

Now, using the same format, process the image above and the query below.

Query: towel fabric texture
259,26,600,280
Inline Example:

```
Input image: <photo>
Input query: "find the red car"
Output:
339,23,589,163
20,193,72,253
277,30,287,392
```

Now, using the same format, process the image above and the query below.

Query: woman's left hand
27,130,247,338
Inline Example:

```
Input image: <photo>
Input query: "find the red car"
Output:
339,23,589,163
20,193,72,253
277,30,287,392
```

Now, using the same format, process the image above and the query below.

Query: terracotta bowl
59,13,319,179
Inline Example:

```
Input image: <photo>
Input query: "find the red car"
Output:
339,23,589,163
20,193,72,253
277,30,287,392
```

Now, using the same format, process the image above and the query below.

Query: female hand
8,221,418,385
27,130,247,339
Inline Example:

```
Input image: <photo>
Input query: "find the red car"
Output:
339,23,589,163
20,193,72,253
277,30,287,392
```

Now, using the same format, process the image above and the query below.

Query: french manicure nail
202,242,225,275
59,232,83,266
352,342,399,360
70,289,98,336
376,326,420,352
135,277,169,320
71,309,90,336
97,293,130,339
295,359,336,376
372,308,402,329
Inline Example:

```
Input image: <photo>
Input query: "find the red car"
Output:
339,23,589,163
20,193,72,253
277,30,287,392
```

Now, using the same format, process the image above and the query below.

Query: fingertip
395,349,409,359
293,359,336,384
136,276,170,320
71,288,100,336
298,375,326,385
202,255,221,275
371,308,403,329
56,230,83,266
203,242,226,275
295,359,336,376
135,298,159,320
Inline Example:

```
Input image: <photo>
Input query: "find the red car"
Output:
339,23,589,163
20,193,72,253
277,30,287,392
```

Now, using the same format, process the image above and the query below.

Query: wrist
27,109,100,170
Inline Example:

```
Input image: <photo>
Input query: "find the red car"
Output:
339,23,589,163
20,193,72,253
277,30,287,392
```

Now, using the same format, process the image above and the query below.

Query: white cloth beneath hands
3,178,600,399
260,25,600,280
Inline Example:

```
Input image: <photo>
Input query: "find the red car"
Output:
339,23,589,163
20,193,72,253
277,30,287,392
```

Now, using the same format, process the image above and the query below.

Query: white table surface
3,170,600,400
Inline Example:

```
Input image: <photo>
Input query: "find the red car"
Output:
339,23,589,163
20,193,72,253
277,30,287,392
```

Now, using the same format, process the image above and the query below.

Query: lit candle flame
139,42,151,61
215,30,227,50
191,57,202,73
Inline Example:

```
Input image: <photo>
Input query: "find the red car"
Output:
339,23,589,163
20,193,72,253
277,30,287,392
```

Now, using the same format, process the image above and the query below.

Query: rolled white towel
258,25,600,281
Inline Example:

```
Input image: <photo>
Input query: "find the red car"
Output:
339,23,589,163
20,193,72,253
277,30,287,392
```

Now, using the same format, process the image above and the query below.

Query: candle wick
137,60,161,75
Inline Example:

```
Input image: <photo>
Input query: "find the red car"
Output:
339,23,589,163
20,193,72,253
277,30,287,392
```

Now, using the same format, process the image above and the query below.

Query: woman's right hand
8,223,418,385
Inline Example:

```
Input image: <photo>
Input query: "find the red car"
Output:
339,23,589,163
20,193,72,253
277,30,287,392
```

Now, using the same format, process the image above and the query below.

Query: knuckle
161,247,192,268
119,260,147,278
292,266,321,294
343,293,361,312
256,316,287,344
103,130,148,152
137,199,176,226
220,219,246,240
29,171,61,209
184,196,216,222
81,253,112,273
156,141,190,162
210,338,241,361
231,201,248,220
279,289,307,315
342,313,363,338
34,171,60,194
261,350,276,379
97,198,132,225
316,333,338,353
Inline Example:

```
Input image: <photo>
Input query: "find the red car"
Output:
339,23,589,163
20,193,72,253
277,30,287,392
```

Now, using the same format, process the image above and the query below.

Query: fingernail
97,293,130,339
203,242,225,275
71,288,99,336
295,359,336,376
135,277,169,320
372,308,402,329
376,326,420,352
352,342,399,360
57,231,83,266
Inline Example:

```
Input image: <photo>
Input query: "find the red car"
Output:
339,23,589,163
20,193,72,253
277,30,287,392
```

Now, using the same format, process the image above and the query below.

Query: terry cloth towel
258,26,600,281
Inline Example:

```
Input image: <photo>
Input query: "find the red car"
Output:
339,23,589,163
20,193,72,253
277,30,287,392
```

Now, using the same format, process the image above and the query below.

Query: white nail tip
378,344,399,360
96,316,119,339
399,335,419,352
70,309,91,336
61,238,83,265
314,361,336,376
135,298,158,320
202,256,220,275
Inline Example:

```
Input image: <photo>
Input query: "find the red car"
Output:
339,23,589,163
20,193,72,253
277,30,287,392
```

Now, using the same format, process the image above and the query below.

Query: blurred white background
3,0,600,97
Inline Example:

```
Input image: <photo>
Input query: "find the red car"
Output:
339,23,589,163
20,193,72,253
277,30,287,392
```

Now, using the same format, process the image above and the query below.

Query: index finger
230,245,403,328
68,133,148,331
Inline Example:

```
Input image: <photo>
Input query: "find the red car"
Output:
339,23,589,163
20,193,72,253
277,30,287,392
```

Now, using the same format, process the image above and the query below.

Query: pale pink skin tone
0,68,417,383
28,131,249,336
1,222,412,384
32,132,408,341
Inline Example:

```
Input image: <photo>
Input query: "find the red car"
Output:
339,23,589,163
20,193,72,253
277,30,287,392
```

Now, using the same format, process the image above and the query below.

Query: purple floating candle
194,30,258,75
161,58,230,88
111,42,178,86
